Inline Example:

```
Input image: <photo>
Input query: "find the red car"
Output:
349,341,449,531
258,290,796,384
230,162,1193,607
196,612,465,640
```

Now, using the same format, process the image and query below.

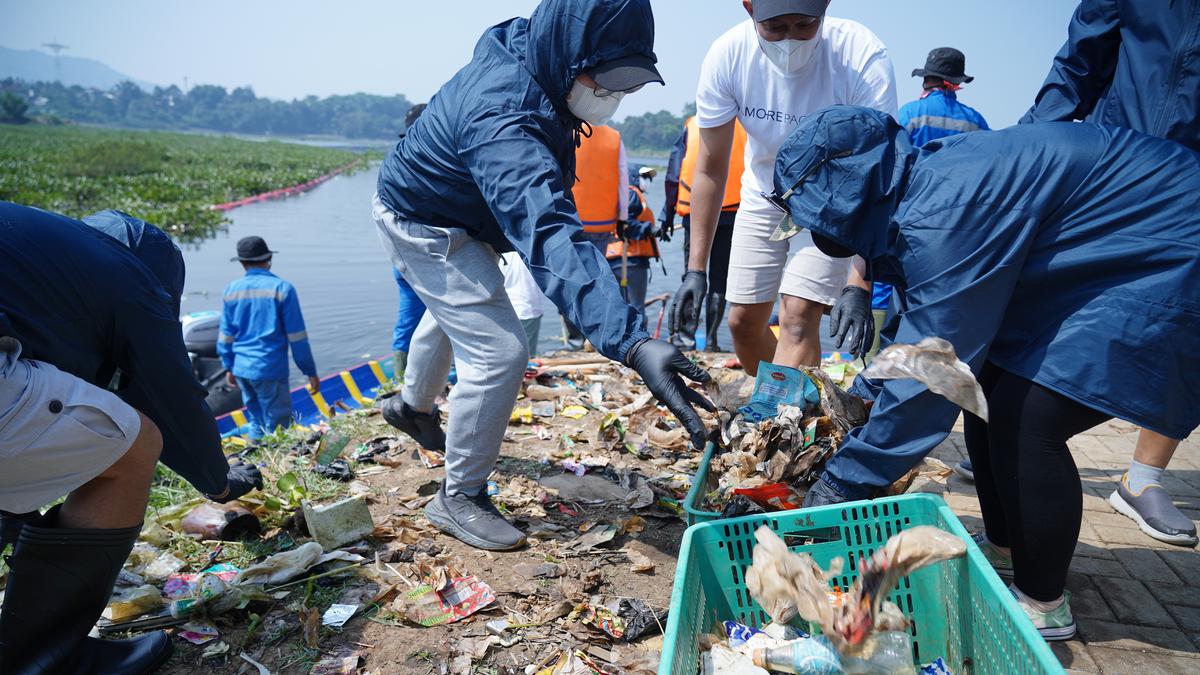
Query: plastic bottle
841,631,916,675
751,636,844,674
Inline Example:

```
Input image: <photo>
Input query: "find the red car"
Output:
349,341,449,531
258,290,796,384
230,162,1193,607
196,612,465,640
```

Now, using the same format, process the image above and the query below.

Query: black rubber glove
208,460,264,503
829,285,874,358
802,475,850,508
658,220,673,243
669,270,707,342
624,338,716,449
615,219,628,243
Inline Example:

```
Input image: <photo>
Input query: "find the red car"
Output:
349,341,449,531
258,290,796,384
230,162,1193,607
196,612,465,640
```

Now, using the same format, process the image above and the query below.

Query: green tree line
613,102,694,155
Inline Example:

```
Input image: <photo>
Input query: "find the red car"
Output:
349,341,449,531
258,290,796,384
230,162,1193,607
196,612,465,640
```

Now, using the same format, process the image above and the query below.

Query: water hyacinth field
0,124,367,242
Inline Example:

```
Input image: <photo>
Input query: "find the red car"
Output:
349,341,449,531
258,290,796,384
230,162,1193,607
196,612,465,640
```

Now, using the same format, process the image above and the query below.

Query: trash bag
862,337,988,421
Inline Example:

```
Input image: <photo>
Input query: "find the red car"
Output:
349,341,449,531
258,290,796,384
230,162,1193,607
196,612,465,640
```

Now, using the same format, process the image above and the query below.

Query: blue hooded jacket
774,106,1200,499
376,0,656,361
83,209,187,318
0,202,229,495
1020,0,1200,151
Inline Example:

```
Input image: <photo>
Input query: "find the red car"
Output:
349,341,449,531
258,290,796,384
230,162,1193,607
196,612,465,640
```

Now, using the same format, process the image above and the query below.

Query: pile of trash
701,340,984,517
702,525,966,674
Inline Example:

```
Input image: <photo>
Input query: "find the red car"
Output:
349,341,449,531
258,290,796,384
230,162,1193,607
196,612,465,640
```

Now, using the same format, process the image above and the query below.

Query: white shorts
725,207,853,306
0,338,141,513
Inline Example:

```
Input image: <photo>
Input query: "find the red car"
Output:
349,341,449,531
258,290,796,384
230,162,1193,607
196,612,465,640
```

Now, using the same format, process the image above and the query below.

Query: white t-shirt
500,252,546,320
696,17,897,216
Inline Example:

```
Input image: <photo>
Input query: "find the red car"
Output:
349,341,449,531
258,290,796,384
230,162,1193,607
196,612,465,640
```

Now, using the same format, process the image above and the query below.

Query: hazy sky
2,0,1079,127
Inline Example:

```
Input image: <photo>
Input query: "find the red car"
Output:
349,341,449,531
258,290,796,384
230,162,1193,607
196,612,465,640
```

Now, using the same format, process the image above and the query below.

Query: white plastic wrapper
862,337,988,422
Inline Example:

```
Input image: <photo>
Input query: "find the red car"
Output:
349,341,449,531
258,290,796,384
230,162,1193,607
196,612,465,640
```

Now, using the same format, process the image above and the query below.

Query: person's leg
962,363,1010,566
704,212,736,352
724,209,790,375
236,376,265,441
1111,428,1196,545
774,295,826,368
262,378,294,435
627,260,649,321
985,371,1111,603
728,302,777,376
393,267,426,378
672,216,698,349
403,312,454,414
522,316,542,357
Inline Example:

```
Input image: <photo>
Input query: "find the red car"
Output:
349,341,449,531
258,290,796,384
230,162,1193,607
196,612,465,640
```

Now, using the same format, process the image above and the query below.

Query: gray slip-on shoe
1110,477,1198,547
381,397,446,451
424,486,526,551
954,459,975,482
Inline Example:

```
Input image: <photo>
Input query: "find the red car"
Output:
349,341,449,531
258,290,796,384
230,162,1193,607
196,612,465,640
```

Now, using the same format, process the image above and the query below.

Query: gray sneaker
381,397,446,451
424,486,526,551
1110,477,1198,547
954,459,975,482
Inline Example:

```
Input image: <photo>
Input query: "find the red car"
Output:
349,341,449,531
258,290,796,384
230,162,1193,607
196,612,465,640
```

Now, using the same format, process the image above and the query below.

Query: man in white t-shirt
671,0,897,373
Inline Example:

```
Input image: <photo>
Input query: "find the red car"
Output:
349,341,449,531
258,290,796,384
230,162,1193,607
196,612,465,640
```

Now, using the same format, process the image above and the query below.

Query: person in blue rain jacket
372,0,713,552
768,106,1200,640
1016,0,1200,549
218,236,320,442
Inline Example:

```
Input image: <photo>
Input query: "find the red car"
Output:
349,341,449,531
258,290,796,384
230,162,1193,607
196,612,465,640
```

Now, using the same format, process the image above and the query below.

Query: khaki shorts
725,207,853,306
0,339,141,513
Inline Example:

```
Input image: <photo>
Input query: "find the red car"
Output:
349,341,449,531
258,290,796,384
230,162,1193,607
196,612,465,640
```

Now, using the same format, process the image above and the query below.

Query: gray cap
751,0,830,21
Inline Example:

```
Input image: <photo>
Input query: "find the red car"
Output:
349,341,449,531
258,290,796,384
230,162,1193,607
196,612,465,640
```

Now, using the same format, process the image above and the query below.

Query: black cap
912,47,974,84
590,54,664,92
232,236,276,262
751,0,830,21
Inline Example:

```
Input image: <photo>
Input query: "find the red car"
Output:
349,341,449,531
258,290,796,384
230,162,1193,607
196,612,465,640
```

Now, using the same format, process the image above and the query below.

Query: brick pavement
927,418,1200,674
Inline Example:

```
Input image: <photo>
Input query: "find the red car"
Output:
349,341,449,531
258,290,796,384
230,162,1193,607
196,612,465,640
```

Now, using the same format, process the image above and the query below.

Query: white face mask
638,177,651,192
757,32,821,75
566,79,625,126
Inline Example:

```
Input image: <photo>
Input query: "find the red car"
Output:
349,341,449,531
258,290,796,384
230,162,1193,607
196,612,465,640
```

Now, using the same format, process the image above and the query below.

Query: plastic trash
302,496,375,550
862,337,988,422
751,636,843,674
181,503,262,541
391,575,496,627
840,631,915,674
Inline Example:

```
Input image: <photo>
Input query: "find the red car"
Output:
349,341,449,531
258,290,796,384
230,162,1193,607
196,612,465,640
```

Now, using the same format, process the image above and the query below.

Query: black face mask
811,232,855,259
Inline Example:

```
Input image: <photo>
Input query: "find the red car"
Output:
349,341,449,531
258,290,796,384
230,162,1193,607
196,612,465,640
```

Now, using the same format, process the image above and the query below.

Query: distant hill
0,45,155,90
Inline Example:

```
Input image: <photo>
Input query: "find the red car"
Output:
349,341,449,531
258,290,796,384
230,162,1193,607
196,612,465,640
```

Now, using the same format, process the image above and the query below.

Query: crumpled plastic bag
745,525,966,653
862,337,988,422
234,541,364,586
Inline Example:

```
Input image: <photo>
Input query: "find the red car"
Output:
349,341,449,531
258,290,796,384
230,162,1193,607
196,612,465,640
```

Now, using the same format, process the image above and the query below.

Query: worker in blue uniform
218,236,321,442
372,0,713,552
1012,0,1200,549
898,48,989,148
769,106,1200,640
0,203,262,673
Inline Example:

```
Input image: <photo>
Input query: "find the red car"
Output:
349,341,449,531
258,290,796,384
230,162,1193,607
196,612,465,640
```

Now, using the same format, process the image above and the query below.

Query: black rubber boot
0,506,173,674
704,293,727,353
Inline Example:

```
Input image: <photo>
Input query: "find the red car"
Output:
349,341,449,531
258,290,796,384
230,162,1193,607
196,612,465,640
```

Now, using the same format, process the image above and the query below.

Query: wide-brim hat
232,235,277,262
912,47,973,84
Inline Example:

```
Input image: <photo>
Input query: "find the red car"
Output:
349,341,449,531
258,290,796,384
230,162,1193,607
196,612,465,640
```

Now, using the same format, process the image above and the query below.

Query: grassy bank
0,124,367,242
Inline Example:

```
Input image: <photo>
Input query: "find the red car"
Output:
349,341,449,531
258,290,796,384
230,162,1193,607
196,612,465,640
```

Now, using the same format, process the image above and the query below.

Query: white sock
1011,584,1064,613
1126,459,1165,494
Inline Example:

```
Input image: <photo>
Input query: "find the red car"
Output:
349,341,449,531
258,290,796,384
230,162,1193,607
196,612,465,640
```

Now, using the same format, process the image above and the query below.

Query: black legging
965,362,1111,602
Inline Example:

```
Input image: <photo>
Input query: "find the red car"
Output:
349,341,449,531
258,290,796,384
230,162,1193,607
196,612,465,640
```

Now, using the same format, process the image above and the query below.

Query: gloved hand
615,219,629,243
829,285,874,358
624,338,716,448
658,220,673,243
802,476,849,507
669,270,707,342
208,460,264,503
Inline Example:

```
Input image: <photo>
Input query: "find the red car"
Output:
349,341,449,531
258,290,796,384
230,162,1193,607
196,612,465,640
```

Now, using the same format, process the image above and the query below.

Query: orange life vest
573,125,622,234
677,116,746,217
606,185,656,260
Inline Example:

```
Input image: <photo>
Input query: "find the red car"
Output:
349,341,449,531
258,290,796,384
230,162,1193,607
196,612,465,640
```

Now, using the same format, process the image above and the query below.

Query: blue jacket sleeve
461,110,649,361
658,126,687,226
822,208,1037,500
1020,0,1121,124
280,285,318,377
217,297,236,371
116,292,228,495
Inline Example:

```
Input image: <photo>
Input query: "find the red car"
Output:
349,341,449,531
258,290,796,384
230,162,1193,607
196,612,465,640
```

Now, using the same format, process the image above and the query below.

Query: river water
179,160,736,385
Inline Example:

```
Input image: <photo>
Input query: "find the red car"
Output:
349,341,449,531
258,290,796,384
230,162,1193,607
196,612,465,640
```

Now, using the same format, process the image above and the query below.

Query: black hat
751,0,830,21
912,47,973,84
590,54,664,93
232,236,276,262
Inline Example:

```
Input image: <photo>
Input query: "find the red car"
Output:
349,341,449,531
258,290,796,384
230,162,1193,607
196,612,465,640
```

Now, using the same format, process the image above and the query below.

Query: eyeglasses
762,149,853,214
593,83,644,99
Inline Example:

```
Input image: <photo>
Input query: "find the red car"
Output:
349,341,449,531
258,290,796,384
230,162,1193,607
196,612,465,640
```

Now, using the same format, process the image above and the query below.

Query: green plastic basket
660,493,1063,675
683,441,721,526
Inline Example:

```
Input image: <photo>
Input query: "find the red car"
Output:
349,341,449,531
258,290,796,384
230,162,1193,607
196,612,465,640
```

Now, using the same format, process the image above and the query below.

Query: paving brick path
929,419,1200,674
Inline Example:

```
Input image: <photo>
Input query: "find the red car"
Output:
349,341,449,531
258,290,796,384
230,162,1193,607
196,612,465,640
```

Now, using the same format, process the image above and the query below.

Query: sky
1,0,1079,128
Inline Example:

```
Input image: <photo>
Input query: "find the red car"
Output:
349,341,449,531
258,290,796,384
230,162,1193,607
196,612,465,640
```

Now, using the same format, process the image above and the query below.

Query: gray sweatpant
372,195,528,496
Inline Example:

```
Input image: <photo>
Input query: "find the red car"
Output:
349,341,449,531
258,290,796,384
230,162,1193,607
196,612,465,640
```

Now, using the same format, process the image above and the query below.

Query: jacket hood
524,0,657,111
83,209,185,315
773,105,915,261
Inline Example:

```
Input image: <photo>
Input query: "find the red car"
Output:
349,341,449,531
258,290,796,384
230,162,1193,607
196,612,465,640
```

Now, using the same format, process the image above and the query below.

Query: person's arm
117,294,229,496
461,111,648,361
819,208,1036,500
686,122,735,272
280,285,318,378
1019,0,1121,124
